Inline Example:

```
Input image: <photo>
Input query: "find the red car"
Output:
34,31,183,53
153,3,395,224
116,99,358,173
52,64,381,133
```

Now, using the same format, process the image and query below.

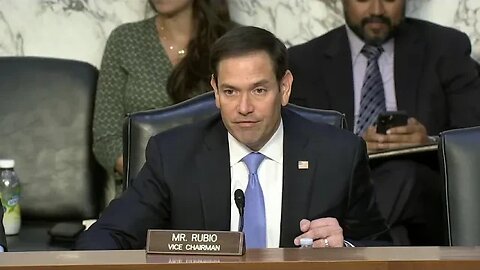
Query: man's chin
230,132,259,149
364,33,389,46
238,136,264,151
363,27,392,46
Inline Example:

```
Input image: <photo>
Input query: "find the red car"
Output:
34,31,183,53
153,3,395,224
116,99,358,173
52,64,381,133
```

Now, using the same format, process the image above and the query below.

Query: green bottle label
1,194,20,214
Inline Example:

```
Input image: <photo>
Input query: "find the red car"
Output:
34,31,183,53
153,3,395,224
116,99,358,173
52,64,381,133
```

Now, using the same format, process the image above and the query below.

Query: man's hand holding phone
362,112,430,153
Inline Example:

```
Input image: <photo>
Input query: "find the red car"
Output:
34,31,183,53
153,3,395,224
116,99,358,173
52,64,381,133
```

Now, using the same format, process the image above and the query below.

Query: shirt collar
228,119,284,166
345,25,394,63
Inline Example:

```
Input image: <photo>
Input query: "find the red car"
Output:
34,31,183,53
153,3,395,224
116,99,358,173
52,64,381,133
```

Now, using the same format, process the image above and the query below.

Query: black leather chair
439,126,480,246
123,91,346,189
0,57,107,251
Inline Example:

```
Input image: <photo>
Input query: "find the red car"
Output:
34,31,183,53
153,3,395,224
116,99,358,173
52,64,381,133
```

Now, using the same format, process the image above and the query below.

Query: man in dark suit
75,26,390,250
288,0,480,244
0,210,6,251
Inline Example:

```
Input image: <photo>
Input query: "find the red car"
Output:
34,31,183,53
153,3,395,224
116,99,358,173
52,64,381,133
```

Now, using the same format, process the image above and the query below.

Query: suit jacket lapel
194,116,231,231
394,21,424,116
279,110,316,247
323,27,356,131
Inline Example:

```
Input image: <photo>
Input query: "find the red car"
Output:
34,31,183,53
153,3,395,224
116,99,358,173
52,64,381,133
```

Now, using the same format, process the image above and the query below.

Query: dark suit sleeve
341,138,392,245
0,209,6,251
439,31,480,129
75,136,171,250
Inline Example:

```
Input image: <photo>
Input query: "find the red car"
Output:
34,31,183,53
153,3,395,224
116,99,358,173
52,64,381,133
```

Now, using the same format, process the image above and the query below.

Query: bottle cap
300,237,313,246
0,159,15,168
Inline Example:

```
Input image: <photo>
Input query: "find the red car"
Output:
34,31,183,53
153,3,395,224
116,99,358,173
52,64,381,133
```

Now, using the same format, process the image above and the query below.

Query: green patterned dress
93,17,175,173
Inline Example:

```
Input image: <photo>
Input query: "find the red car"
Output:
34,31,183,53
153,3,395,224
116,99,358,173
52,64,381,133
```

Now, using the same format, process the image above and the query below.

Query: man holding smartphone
288,0,480,245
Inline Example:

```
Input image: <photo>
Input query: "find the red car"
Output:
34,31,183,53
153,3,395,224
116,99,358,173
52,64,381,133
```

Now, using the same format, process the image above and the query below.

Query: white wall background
1,0,479,67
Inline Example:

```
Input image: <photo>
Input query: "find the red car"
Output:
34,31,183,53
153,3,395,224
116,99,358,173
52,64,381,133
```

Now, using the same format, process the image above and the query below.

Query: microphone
234,189,245,232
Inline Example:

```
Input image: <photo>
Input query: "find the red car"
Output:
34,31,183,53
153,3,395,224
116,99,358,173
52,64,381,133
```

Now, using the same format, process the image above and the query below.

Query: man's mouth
362,16,391,27
234,120,259,127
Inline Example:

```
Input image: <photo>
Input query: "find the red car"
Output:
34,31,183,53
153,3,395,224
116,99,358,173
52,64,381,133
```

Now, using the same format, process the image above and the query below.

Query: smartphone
376,111,408,134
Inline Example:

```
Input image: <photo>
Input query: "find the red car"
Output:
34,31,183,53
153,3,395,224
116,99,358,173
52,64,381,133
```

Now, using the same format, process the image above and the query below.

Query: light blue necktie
355,45,386,135
242,152,266,248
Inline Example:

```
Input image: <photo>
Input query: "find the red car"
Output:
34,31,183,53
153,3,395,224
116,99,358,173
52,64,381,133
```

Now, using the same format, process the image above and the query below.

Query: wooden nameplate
146,229,245,256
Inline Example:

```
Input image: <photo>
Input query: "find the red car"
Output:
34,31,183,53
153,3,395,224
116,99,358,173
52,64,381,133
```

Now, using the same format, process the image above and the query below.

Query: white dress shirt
346,26,398,131
229,120,284,248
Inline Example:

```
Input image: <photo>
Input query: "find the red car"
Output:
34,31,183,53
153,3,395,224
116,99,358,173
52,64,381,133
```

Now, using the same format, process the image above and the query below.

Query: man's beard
346,15,400,46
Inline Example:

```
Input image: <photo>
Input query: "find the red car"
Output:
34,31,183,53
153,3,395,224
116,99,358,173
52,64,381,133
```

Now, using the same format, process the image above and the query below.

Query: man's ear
280,70,293,106
211,74,221,109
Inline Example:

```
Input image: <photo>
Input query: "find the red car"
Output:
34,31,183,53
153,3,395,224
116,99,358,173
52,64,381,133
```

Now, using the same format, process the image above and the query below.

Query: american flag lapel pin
298,160,309,170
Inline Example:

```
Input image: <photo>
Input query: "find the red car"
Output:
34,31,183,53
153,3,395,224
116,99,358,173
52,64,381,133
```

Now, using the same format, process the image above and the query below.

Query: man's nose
238,93,254,115
370,0,386,16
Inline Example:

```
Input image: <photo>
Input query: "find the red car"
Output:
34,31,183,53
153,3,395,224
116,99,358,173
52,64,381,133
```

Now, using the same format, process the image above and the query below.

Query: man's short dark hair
210,26,288,83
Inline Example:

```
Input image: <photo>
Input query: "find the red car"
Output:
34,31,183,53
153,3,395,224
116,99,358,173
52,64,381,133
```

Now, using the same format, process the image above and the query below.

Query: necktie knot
361,45,383,60
242,152,265,174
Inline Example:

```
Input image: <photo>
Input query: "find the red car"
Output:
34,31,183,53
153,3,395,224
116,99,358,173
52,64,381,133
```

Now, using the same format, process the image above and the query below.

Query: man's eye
223,89,234,95
253,88,267,95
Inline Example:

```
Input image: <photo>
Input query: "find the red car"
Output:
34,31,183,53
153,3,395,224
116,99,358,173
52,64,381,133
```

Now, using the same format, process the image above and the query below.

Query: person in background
93,0,235,198
288,0,480,245
75,26,390,250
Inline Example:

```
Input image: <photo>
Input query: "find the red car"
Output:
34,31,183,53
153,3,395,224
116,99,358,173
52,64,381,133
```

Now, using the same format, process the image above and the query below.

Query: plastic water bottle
0,159,21,235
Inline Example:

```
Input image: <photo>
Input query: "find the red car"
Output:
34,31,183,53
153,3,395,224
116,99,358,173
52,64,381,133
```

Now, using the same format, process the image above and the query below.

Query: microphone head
234,189,245,209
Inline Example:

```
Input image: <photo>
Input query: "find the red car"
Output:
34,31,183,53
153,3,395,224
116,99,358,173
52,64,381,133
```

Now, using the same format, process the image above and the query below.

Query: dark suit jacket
288,18,480,133
0,210,6,251
76,110,390,249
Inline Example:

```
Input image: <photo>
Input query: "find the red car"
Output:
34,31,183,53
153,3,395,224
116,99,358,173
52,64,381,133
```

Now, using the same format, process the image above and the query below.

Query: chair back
0,57,106,221
123,91,346,188
440,126,480,245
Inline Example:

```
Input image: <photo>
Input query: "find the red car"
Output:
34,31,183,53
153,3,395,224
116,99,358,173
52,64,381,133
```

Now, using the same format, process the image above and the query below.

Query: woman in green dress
93,0,234,197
